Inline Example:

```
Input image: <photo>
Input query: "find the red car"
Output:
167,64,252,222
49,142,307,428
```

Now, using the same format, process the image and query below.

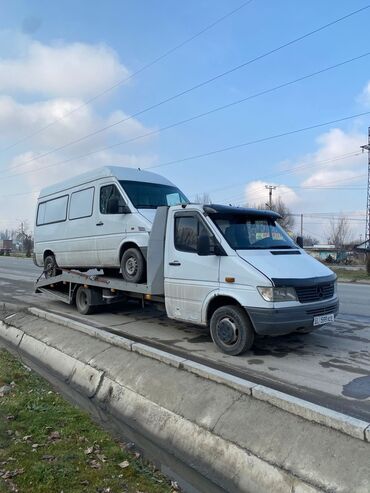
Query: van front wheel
121,248,145,283
210,305,254,356
44,255,61,278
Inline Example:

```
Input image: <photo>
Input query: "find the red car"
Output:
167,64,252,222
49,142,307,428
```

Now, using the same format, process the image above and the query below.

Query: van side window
37,195,68,226
175,215,211,253
69,187,94,220
100,185,126,214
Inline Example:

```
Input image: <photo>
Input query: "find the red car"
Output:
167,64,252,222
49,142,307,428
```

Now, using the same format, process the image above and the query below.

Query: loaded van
33,166,188,281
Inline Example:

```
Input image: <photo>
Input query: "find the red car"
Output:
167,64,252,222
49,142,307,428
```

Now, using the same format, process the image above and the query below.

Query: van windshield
210,213,297,250
119,180,189,209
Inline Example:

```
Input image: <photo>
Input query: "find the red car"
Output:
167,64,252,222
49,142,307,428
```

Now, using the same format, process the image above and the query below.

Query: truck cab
163,204,338,354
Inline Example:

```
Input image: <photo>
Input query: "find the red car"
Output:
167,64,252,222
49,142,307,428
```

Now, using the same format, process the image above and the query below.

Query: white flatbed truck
35,204,339,355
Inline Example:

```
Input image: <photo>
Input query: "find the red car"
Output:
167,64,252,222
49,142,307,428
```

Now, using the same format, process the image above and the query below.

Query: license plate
313,314,335,326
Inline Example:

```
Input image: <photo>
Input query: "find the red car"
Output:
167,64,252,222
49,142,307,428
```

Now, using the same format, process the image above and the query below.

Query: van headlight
257,286,297,302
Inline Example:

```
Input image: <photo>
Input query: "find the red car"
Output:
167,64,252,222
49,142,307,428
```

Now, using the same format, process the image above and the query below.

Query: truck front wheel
210,305,254,356
121,248,145,283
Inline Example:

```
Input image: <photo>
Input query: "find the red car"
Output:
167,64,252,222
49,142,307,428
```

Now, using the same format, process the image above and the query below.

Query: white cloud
297,128,364,187
244,180,299,207
358,81,370,107
0,37,129,98
0,96,151,152
0,33,163,235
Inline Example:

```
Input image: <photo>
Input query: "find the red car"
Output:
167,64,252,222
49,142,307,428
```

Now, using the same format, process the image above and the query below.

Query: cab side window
175,215,213,253
100,184,126,214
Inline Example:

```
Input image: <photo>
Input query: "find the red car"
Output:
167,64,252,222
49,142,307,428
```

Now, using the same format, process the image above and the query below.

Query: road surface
1,256,370,420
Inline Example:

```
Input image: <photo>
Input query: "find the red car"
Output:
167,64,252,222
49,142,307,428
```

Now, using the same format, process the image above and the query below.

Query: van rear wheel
121,248,145,283
44,255,61,278
210,305,254,356
75,286,96,315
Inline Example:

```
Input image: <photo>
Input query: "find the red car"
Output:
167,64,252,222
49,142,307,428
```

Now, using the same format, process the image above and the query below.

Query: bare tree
194,192,212,204
328,216,352,249
302,235,318,247
257,197,294,231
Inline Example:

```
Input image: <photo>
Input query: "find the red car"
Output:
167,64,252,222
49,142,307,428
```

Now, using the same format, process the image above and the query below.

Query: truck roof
39,166,175,198
203,204,281,219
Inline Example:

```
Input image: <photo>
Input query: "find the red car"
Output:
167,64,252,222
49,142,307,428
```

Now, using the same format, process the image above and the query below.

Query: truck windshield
119,180,189,209
210,213,297,250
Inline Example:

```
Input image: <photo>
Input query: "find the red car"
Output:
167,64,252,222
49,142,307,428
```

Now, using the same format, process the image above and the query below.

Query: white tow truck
35,204,339,355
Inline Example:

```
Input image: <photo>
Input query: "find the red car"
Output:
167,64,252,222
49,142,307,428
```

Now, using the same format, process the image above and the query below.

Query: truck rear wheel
44,255,61,278
121,248,145,283
75,286,96,315
210,305,254,356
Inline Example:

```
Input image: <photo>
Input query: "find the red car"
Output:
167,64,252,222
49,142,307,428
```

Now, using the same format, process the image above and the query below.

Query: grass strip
0,349,176,493
330,267,370,283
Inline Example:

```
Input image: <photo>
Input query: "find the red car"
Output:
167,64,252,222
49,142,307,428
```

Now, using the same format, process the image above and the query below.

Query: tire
210,305,254,356
44,255,61,278
75,286,96,315
121,248,145,283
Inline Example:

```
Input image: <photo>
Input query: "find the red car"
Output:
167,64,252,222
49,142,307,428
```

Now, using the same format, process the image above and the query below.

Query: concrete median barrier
0,303,369,493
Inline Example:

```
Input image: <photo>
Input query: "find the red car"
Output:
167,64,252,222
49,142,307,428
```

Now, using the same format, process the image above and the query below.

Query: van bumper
246,297,339,336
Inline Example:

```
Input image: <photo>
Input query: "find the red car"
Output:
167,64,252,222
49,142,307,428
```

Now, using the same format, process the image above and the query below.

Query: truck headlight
257,286,297,302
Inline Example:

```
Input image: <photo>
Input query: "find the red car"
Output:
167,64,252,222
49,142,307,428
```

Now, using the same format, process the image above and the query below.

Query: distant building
304,244,338,262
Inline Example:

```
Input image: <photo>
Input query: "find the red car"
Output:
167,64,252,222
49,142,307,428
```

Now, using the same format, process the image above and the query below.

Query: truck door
165,210,220,323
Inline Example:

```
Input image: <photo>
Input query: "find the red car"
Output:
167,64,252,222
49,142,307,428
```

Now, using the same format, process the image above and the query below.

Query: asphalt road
1,256,370,420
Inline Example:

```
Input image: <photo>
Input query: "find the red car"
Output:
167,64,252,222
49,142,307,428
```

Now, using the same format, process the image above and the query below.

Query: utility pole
265,185,276,209
300,213,303,238
360,127,370,245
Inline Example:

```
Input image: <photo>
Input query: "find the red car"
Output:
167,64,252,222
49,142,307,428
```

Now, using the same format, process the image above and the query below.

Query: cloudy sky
0,0,369,242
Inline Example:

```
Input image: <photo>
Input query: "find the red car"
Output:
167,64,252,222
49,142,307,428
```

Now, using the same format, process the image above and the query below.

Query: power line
1,116,368,201
0,0,254,154
200,150,362,198
3,4,369,173
3,53,368,180
148,111,370,170
224,172,368,204
0,152,362,201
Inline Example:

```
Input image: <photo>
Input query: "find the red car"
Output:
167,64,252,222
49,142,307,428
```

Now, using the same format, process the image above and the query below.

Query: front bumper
246,297,339,336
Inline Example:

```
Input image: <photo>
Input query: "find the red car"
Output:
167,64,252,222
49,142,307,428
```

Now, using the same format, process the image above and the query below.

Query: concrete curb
27,306,370,443
1,304,370,492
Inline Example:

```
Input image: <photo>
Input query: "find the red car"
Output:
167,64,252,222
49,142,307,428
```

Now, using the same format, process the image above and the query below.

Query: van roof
39,166,175,198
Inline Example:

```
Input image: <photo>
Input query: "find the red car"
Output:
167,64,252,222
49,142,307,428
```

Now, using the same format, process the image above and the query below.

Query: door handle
169,261,181,266
96,221,104,226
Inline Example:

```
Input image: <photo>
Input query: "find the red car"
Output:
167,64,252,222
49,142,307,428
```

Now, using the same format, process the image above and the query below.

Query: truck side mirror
296,236,304,248
197,234,211,256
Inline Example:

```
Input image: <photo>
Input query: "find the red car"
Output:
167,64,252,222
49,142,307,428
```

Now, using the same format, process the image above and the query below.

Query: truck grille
295,282,335,303
305,303,338,317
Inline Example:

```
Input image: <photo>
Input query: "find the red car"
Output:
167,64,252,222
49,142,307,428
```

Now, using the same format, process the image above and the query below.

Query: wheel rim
216,317,239,346
125,256,138,276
